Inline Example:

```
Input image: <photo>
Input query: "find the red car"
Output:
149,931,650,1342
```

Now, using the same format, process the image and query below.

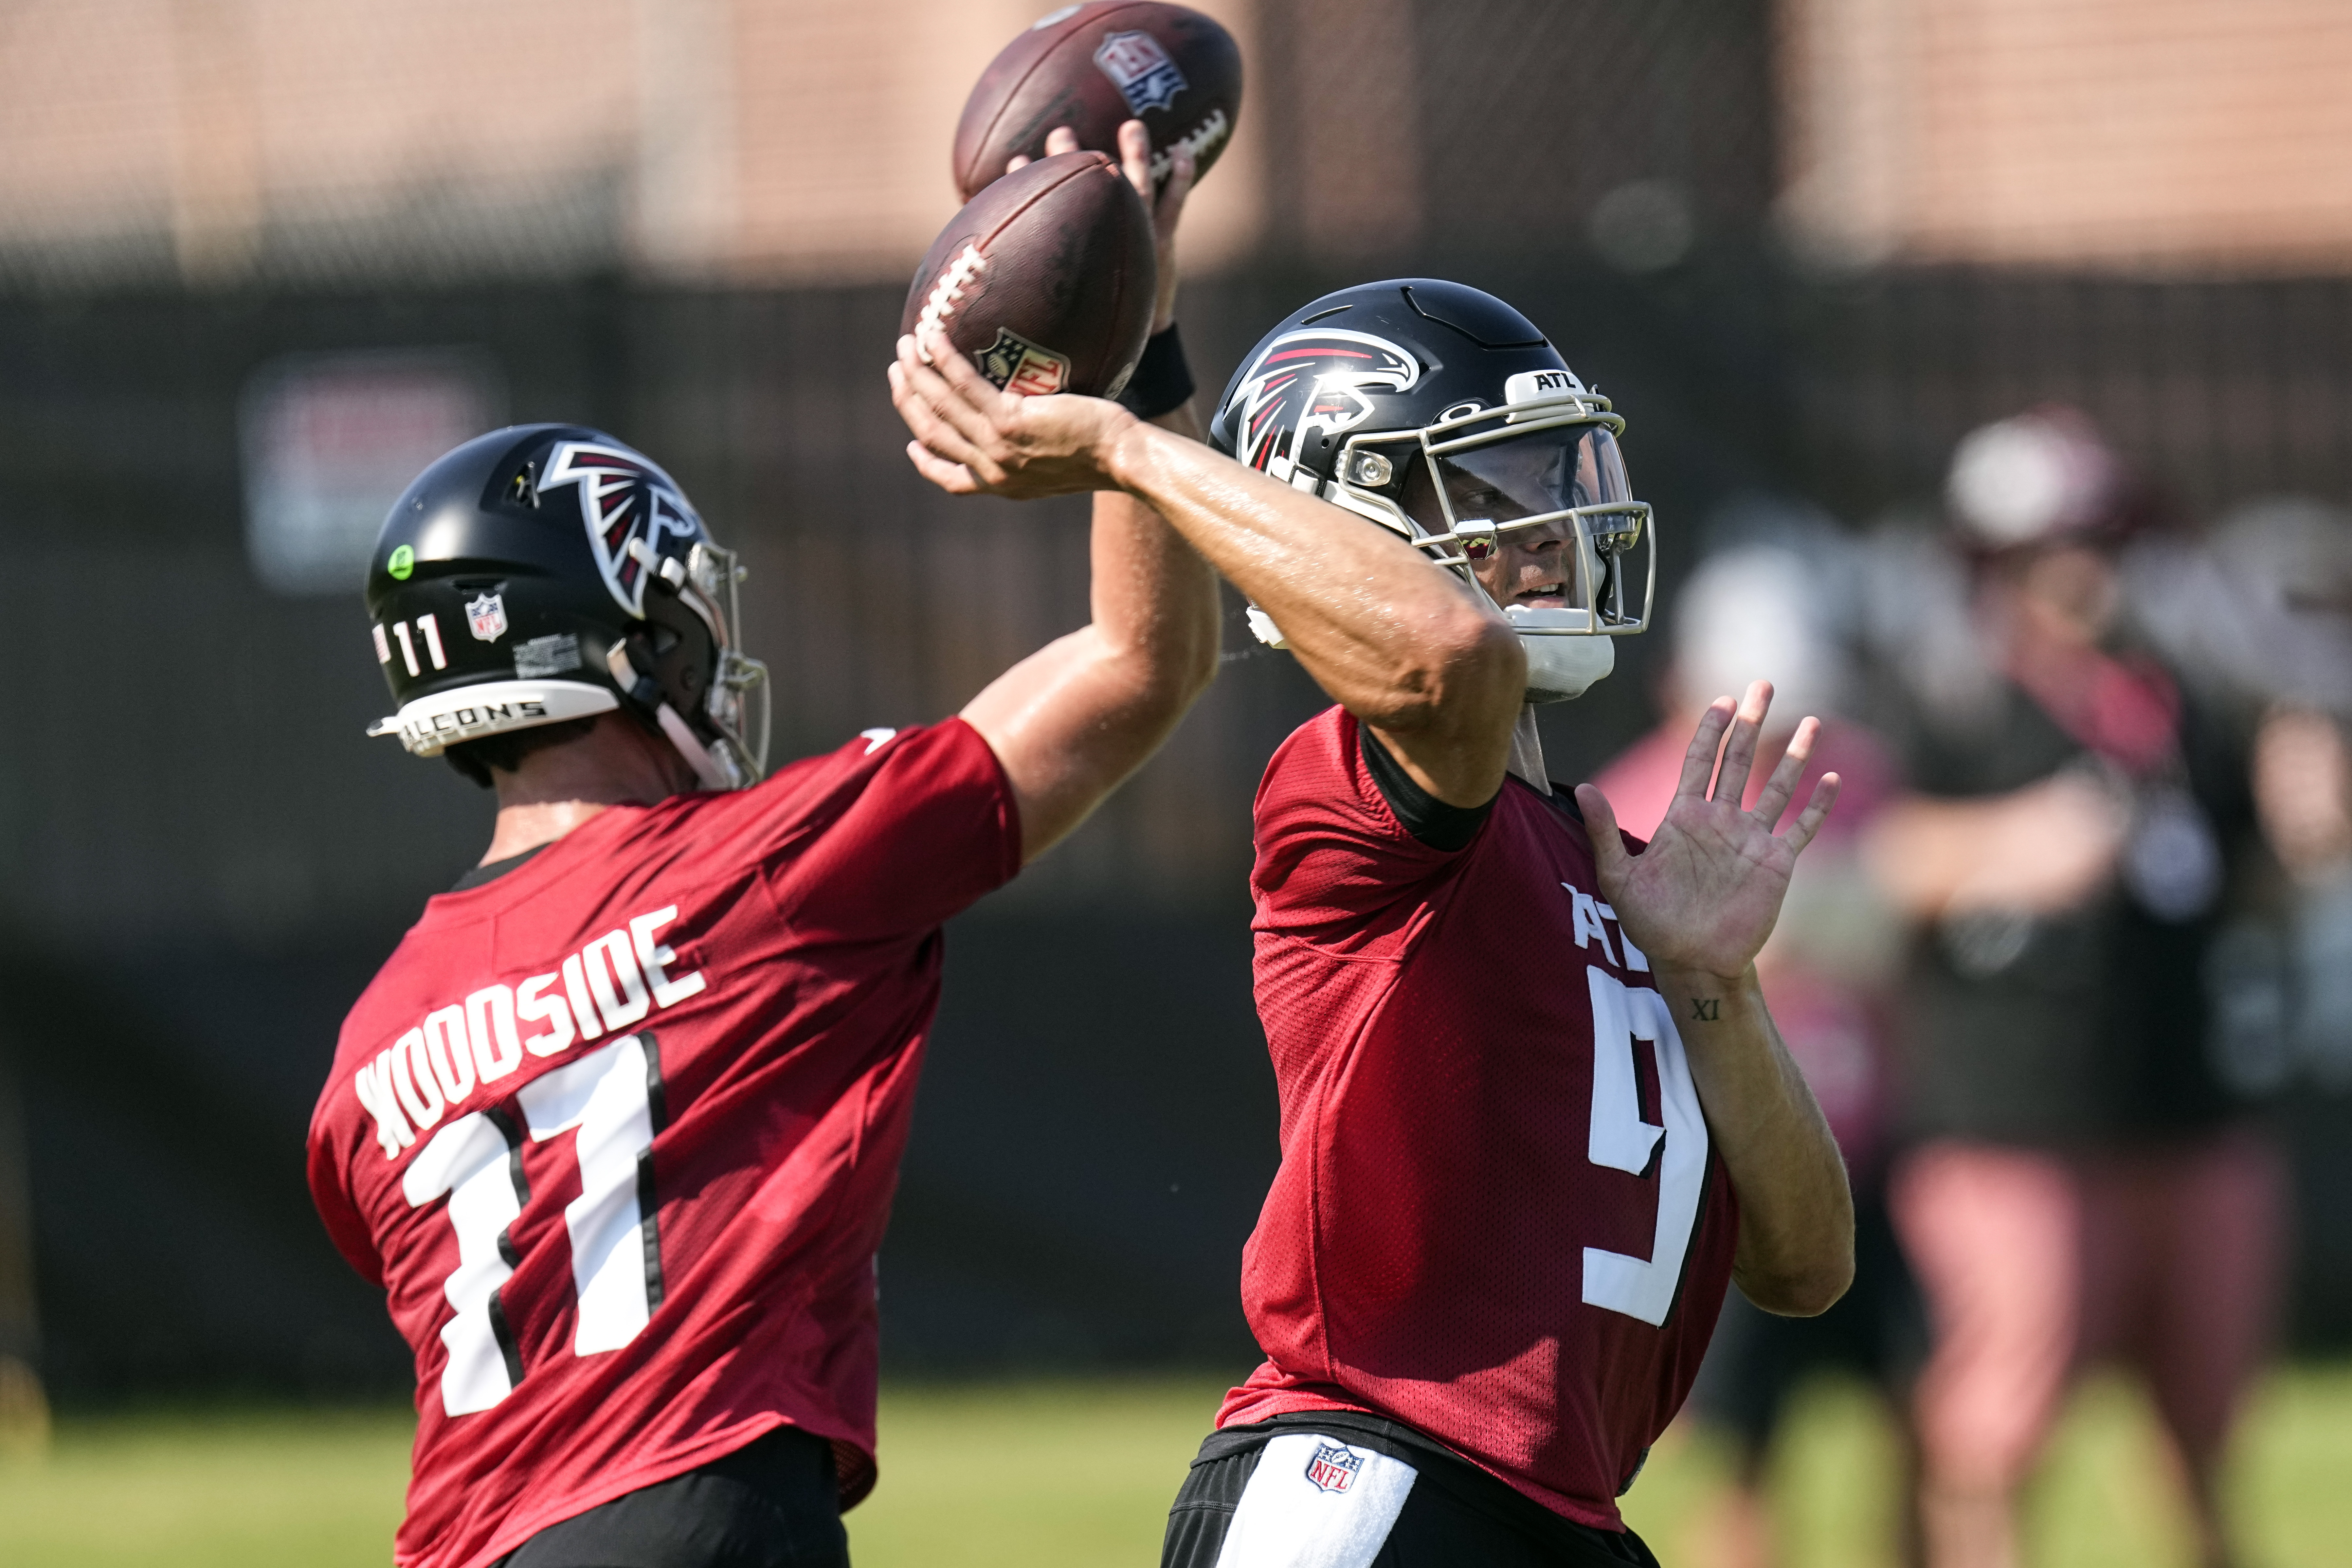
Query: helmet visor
1436,424,1634,528
1410,420,1653,633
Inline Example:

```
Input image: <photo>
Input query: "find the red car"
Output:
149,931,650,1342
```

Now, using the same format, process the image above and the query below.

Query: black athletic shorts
491,1425,849,1568
1161,1412,1660,1568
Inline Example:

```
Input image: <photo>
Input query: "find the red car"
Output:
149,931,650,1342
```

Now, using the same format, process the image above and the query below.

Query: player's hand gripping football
893,118,1196,498
892,324,1136,498
1575,681,1840,983
1012,119,1196,332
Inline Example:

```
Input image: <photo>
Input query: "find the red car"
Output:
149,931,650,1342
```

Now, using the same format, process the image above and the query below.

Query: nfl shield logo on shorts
466,592,508,642
1304,1441,1364,1494
1093,29,1188,115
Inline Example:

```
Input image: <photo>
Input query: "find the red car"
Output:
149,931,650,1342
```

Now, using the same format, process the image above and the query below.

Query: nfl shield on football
902,151,1156,401
952,2,1243,200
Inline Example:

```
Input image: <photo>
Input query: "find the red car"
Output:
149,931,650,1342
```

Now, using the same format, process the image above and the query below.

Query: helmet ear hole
1343,448,1396,489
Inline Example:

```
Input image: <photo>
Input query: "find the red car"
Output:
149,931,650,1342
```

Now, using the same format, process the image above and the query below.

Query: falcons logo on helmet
537,441,708,618
1223,330,1420,474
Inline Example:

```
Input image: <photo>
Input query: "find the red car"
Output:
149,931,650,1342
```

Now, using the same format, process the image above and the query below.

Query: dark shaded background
6,0,2352,1399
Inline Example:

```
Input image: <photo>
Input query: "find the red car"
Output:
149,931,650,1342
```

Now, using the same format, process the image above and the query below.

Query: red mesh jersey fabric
307,720,1021,1568
1219,706,1740,1531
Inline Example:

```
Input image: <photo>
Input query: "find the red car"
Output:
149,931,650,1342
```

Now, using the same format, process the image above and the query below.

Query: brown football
952,2,1242,202
901,150,1157,400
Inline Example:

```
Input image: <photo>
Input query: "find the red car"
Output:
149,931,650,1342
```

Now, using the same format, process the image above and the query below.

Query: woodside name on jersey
351,904,708,1159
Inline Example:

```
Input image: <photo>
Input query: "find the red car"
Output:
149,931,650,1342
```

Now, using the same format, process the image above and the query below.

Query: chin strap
607,641,736,791
1506,706,1550,795
651,701,736,791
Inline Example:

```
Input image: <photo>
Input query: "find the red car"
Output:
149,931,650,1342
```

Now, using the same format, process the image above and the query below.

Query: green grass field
3,1367,2350,1567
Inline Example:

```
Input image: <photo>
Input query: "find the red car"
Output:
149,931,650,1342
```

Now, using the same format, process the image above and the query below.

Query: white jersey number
1582,967,1710,1326
402,1034,666,1416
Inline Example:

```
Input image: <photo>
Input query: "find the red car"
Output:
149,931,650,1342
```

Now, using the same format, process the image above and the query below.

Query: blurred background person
1594,516,1919,1568
2248,707,2352,1084
1860,409,2280,1568
2130,498,2352,1103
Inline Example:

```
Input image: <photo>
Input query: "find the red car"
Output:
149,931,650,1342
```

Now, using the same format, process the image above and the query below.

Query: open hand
1576,681,1840,982
889,327,1136,499
1012,120,1195,332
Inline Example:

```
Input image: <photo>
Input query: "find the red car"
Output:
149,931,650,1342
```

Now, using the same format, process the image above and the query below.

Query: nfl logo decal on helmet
1304,1441,1364,1494
466,592,508,643
1094,29,1188,115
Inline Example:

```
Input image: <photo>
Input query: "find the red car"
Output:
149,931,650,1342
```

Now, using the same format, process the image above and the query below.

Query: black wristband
1116,324,1197,420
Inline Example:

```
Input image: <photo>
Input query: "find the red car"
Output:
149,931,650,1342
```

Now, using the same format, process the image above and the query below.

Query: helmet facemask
1316,390,1655,703
685,542,772,788
605,538,771,791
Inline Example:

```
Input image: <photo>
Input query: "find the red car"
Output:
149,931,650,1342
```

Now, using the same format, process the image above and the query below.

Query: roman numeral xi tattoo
1689,998,1720,1022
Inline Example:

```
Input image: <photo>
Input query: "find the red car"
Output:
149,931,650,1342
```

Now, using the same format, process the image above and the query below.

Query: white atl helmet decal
537,441,708,619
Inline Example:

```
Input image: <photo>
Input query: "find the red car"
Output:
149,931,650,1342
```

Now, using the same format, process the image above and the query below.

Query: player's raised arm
948,121,1221,863
1110,405,1529,809
893,327,1526,810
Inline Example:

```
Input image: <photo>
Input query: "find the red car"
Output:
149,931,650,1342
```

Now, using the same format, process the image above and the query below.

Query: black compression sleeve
1359,724,1497,851
1116,324,1197,419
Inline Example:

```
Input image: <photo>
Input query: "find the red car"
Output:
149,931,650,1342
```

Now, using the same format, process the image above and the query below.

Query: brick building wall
7,0,2351,284
0,0,1264,287
1781,0,2352,272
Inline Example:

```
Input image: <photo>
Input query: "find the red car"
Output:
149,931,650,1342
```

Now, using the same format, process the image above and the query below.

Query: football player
308,127,1212,1568
891,279,1855,1566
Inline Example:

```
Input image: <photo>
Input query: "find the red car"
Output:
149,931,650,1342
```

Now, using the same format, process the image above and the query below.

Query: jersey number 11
402,1034,666,1416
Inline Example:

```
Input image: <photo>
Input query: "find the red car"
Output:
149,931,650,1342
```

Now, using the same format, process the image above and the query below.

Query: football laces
917,245,989,333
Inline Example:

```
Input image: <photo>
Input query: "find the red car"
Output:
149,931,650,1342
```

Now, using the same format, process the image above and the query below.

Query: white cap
1672,546,1845,722
1945,407,2121,549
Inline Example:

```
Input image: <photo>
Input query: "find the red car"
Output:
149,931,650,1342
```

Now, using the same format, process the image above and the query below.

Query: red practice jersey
306,720,1020,1568
1219,707,1741,1530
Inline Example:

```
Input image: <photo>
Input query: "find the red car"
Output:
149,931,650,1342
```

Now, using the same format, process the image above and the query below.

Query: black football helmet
363,424,769,789
1208,279,1654,701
